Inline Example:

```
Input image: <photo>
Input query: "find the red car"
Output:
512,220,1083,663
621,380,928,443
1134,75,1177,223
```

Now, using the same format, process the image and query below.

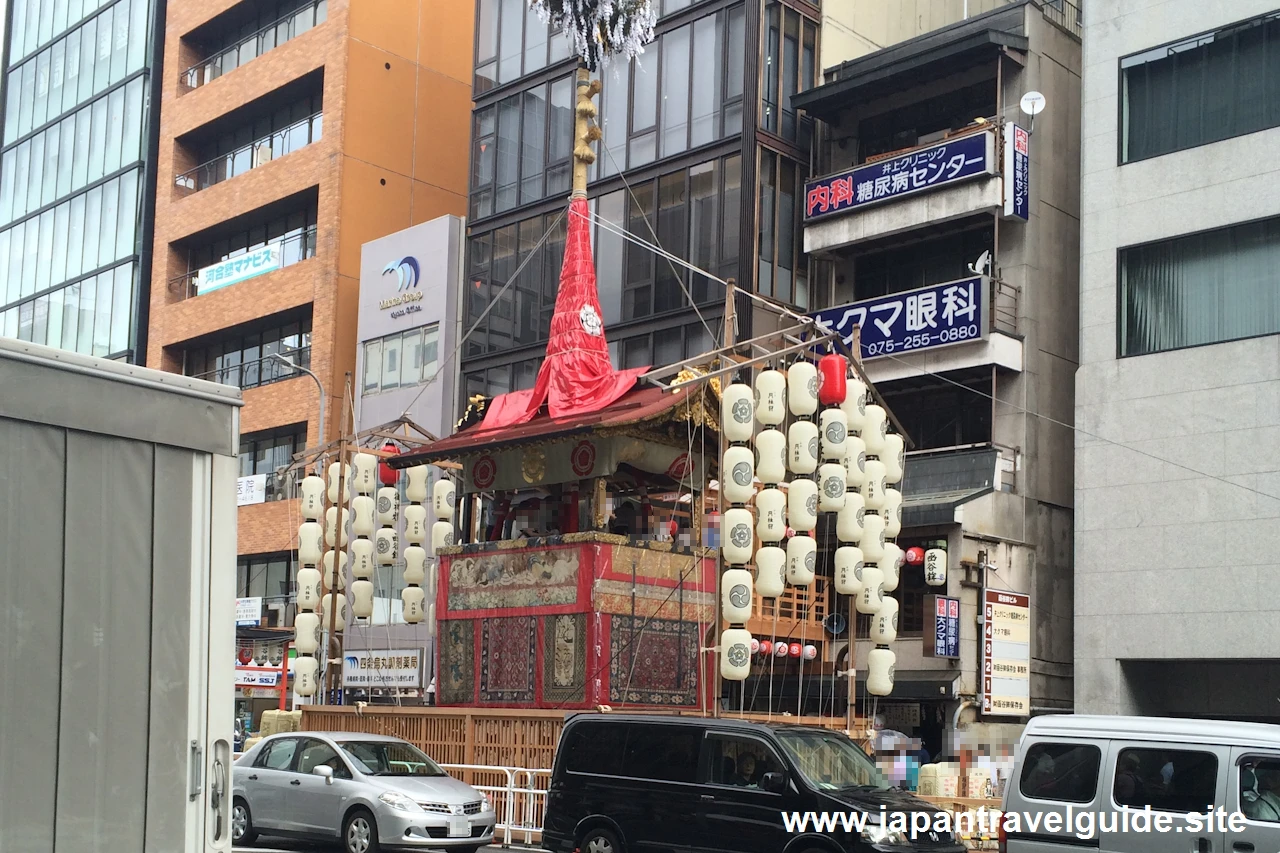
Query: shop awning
899,446,997,528
857,671,961,701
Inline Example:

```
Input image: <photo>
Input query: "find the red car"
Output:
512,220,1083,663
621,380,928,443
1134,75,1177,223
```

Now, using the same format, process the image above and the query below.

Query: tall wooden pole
846,328,861,736
572,65,601,198
712,278,737,717
324,373,353,704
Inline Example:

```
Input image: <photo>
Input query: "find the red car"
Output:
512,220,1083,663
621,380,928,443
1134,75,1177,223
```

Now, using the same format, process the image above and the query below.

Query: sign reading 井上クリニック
982,589,1031,716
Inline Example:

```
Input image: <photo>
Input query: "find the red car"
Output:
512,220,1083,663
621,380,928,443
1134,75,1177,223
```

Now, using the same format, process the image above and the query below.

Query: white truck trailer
0,338,241,853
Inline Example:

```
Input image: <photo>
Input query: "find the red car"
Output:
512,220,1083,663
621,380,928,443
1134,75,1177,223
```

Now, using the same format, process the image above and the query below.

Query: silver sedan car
233,732,496,853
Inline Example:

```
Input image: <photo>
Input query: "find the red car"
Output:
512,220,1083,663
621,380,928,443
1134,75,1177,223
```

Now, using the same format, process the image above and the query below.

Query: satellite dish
823,612,848,636
1019,91,1046,116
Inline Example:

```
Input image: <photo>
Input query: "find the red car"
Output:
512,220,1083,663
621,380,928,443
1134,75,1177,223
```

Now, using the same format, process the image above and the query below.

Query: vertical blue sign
1002,122,1029,221
925,595,961,659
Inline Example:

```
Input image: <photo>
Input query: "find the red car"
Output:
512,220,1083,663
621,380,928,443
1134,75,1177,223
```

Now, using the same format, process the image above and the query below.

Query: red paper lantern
237,646,253,665
759,640,773,656
378,442,400,486
788,642,802,658
818,354,848,406
906,546,925,565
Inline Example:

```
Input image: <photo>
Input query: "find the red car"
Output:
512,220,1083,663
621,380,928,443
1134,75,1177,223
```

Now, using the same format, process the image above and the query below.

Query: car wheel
581,826,623,853
343,808,380,853
231,798,257,845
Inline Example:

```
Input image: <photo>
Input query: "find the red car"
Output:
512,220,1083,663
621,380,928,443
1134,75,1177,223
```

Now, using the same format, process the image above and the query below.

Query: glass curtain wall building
0,0,164,362
462,0,822,399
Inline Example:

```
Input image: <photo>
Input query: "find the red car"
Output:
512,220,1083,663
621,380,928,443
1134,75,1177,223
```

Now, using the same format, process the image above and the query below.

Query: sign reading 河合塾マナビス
342,649,424,688
982,589,1031,717
811,276,989,362
196,243,282,295
803,130,996,222
923,595,961,659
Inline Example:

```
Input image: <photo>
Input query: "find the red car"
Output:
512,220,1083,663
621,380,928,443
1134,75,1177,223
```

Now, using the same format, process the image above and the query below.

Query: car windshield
337,740,448,777
775,728,890,792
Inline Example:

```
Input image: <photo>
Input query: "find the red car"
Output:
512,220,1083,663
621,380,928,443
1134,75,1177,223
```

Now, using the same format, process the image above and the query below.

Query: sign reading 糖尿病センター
803,130,996,222
923,595,961,659
811,276,989,362
195,243,282,295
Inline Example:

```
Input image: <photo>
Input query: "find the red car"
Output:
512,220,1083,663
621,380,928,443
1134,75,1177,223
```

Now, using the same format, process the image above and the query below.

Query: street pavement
236,844,538,853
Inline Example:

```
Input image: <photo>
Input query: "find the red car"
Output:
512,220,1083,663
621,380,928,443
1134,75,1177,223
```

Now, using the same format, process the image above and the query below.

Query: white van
1000,715,1280,853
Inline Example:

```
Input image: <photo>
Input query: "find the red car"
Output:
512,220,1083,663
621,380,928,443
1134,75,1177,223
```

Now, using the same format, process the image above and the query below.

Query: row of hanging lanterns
716,351,919,699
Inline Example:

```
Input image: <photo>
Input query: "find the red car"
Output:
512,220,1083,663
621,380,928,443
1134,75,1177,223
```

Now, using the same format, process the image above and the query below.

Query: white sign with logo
236,474,267,506
342,648,424,688
196,243,283,295
235,597,263,626
235,667,281,687
379,256,423,320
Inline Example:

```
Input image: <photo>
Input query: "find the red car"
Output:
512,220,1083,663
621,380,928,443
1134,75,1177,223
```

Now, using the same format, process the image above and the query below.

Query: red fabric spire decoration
480,197,646,430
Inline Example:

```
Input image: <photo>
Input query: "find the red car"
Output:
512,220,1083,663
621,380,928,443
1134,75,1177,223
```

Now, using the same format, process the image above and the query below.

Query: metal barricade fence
441,763,552,848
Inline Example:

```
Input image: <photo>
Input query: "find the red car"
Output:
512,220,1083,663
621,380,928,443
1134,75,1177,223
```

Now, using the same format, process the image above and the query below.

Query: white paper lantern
755,488,786,542
820,408,848,460
843,434,867,489
880,547,902,594
327,463,351,505
351,495,376,537
787,361,819,416
842,374,867,429
405,465,430,503
856,566,884,613
300,475,325,520
298,521,324,564
862,513,886,561
722,446,756,504
350,579,375,618
350,538,374,580
755,546,786,597
834,545,864,595
431,520,455,552
404,503,428,544
787,420,819,475
322,550,347,590
352,453,378,494
883,434,905,485
787,479,818,532
803,644,818,661
721,628,753,681
786,534,816,586
294,655,320,697
863,459,887,511
296,567,323,611
402,586,426,624
722,507,755,564
925,548,948,587
324,506,349,548
432,478,457,520
867,647,896,696
883,488,902,539
318,592,347,626
375,527,398,565
403,545,427,584
722,383,756,443
837,491,865,543
755,428,787,484
722,568,754,623
755,369,787,425
774,642,789,658
376,486,399,525
293,611,321,654
862,405,888,456
819,463,846,512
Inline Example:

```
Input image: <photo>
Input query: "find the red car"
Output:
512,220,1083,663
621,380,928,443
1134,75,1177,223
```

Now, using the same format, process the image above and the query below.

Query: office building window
1120,215,1280,357
474,0,573,93
185,313,312,389
183,201,318,275
761,2,818,142
1122,12,1280,163
240,426,307,500
850,225,994,302
362,323,441,396
757,148,808,308
0,260,137,357
470,74,574,219
237,553,297,601
880,369,992,450
181,0,327,90
177,91,323,192
857,81,996,164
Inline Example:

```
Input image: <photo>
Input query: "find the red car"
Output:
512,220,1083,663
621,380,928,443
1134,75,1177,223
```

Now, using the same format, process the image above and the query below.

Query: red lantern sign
818,354,848,406
237,646,253,665
906,546,925,565
378,442,400,486
759,640,773,656
788,642,802,658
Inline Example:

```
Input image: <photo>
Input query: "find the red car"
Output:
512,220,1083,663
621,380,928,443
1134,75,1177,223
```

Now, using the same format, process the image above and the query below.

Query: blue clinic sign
925,594,961,659
1002,122,1029,221
196,243,283,295
804,130,995,222
811,276,989,362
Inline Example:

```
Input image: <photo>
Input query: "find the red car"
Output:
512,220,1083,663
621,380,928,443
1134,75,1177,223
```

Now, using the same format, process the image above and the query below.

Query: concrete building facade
1075,1,1280,722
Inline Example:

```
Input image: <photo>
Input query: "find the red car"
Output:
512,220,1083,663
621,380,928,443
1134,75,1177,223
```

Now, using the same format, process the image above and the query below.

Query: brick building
144,0,474,633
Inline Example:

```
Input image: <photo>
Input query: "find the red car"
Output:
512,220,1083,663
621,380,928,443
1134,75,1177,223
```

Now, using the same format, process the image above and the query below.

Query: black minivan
542,714,964,853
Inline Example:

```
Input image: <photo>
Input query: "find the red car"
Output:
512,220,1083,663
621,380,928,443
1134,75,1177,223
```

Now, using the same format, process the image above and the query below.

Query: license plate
448,816,469,837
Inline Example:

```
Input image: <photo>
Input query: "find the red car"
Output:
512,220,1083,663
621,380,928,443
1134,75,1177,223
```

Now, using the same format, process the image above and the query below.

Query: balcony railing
176,112,322,192
180,0,328,90
169,226,318,299
1043,0,1082,38
191,346,313,391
